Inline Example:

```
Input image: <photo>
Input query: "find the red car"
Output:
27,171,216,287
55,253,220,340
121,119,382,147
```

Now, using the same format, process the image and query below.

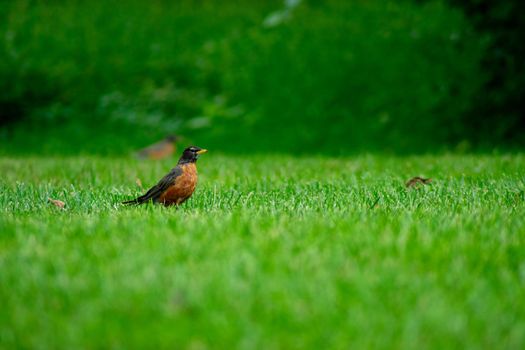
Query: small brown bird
406,176,432,188
48,198,65,209
123,146,207,206
135,135,179,160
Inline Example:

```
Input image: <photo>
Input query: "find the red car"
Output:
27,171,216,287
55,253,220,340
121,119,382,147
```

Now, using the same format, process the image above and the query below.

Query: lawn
1,154,524,349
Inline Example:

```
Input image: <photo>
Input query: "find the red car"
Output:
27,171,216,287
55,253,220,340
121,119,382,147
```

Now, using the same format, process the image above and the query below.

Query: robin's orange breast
159,163,198,206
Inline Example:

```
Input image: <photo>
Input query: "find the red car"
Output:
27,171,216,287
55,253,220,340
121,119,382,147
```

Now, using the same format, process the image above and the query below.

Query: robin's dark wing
123,166,183,204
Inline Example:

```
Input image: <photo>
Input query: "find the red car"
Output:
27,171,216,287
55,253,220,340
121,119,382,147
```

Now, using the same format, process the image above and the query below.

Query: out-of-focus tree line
418,0,525,147
0,0,523,154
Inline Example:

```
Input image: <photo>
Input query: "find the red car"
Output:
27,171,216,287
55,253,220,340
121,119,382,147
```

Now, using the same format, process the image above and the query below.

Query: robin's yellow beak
196,149,208,155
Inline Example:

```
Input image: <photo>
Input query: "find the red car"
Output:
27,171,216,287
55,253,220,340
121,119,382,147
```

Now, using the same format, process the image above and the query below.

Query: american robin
123,146,207,206
135,135,180,160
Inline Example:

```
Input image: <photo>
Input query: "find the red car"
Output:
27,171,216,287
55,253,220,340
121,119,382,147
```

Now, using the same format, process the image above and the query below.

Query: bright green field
1,154,524,349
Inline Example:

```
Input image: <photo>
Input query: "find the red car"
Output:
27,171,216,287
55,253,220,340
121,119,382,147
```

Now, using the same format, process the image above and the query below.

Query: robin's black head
178,146,207,164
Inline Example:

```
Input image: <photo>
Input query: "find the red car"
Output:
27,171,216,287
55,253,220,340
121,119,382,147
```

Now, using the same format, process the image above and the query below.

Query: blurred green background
1,0,524,155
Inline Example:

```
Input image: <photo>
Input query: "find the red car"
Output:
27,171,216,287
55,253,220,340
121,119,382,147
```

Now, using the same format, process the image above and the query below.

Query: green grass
1,154,524,349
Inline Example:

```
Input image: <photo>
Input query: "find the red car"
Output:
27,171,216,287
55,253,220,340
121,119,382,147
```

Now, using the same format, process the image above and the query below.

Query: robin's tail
122,194,151,205
122,198,140,205
122,191,157,205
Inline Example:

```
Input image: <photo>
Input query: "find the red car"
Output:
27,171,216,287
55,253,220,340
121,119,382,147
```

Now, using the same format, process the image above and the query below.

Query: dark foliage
437,0,525,146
